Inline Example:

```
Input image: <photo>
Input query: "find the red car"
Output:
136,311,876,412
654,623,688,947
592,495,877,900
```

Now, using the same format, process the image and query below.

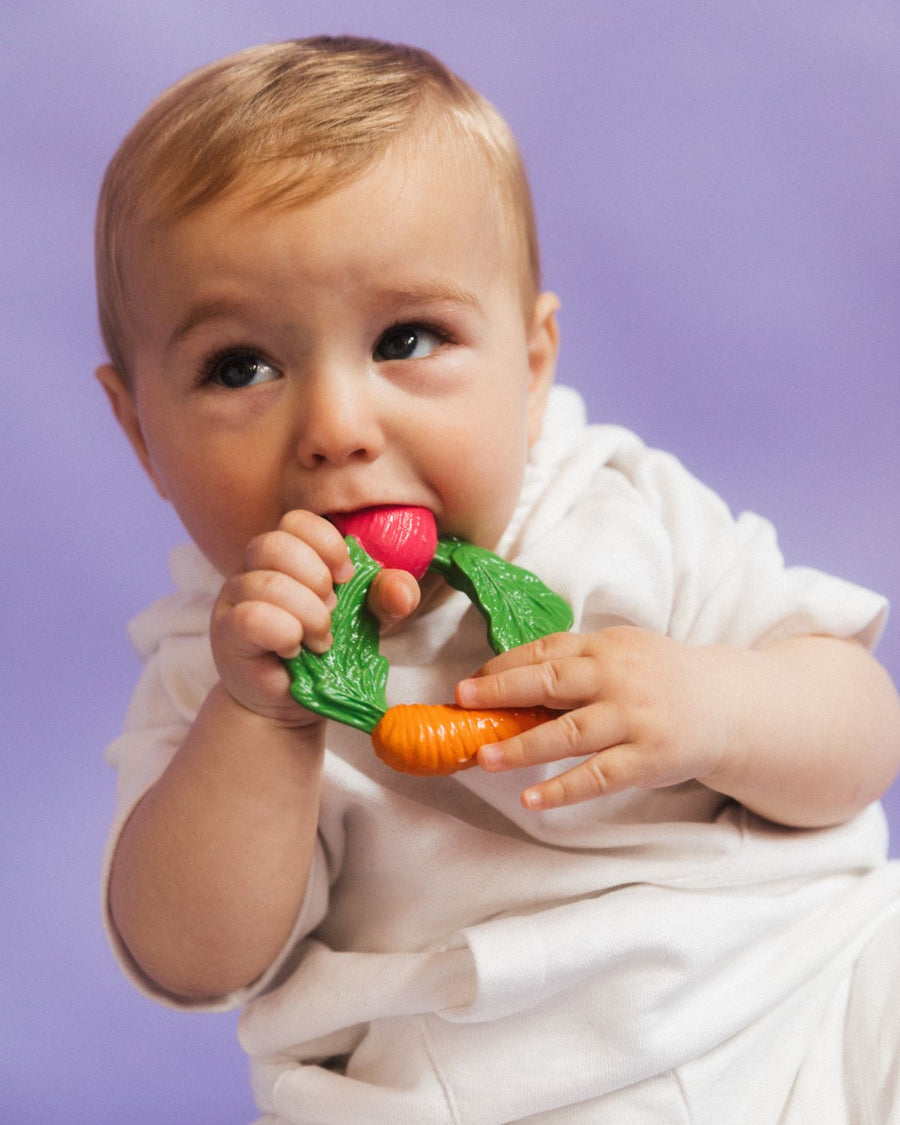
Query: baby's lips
329,505,437,579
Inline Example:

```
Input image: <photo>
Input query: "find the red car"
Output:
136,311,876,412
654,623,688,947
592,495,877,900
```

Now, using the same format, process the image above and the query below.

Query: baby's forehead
230,120,502,215
145,130,513,264
129,141,510,288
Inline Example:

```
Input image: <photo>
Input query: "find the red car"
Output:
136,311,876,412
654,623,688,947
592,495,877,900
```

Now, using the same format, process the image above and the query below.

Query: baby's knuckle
218,573,244,605
530,635,555,664
277,510,308,534
538,659,565,700
486,676,513,706
581,755,613,797
239,569,280,607
231,598,266,633
555,710,587,756
244,529,276,563
281,509,333,548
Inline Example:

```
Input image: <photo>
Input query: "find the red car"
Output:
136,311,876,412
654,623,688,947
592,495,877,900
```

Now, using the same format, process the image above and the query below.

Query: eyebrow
377,281,483,312
165,297,249,357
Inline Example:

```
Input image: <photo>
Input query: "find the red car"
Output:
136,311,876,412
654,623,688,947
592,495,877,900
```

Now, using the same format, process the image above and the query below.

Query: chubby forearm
108,682,324,1000
698,635,900,827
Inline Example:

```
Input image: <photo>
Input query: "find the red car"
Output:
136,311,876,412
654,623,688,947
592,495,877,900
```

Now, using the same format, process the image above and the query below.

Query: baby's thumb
367,568,421,626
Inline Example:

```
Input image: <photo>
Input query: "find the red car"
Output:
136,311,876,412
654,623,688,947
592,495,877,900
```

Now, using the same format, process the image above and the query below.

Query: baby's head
95,36,559,572
96,36,541,381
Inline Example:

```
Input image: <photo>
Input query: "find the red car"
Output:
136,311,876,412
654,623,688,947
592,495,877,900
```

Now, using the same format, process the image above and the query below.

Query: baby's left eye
374,324,444,362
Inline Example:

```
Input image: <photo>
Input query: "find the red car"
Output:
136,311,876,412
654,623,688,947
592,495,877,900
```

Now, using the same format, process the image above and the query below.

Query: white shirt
103,386,899,1123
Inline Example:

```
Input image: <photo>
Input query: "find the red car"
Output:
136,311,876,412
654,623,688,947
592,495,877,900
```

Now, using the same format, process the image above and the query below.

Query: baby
97,36,900,1123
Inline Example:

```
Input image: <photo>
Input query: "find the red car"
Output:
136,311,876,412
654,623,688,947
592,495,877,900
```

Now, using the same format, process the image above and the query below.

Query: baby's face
101,144,558,576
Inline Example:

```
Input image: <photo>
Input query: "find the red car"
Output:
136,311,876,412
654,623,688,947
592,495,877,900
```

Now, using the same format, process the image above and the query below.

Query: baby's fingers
474,632,590,677
519,745,650,810
518,736,701,810
457,652,601,712
216,570,335,656
245,513,354,595
216,599,308,662
478,702,624,772
367,568,421,628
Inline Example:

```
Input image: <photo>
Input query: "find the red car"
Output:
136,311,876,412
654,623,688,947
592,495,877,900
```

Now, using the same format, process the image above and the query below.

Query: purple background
3,3,898,1121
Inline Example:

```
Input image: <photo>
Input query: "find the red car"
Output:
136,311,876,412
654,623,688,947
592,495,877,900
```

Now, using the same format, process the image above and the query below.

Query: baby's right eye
201,349,280,389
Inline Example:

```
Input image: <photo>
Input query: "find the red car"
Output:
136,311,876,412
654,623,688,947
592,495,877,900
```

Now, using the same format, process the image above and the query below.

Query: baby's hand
211,511,354,724
211,511,421,725
456,627,726,810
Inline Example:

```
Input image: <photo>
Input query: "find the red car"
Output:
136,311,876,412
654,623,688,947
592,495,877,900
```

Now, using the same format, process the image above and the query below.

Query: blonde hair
95,35,540,377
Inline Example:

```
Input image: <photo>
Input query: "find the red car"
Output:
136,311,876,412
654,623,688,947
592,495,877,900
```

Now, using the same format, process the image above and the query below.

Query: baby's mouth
327,505,438,579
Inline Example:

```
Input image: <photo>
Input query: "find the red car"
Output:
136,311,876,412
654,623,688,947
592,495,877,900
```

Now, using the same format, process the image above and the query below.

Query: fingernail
456,679,476,705
335,561,355,585
522,788,547,810
479,745,503,769
306,633,333,655
391,584,418,619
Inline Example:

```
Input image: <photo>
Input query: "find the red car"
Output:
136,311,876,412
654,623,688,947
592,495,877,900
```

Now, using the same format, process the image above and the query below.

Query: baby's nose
294,373,384,469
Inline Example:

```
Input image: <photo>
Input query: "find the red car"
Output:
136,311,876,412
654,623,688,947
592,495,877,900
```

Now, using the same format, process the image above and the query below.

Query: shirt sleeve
510,411,887,654
612,440,888,650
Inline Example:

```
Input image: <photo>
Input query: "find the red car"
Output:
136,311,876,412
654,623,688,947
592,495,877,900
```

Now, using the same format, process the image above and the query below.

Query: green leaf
284,537,388,732
429,537,573,654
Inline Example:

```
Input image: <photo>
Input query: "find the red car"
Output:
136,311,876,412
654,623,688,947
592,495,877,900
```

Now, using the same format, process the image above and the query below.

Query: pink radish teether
329,505,437,579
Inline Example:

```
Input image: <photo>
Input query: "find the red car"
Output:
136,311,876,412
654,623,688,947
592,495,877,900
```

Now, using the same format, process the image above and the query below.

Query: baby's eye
374,324,444,362
202,349,280,389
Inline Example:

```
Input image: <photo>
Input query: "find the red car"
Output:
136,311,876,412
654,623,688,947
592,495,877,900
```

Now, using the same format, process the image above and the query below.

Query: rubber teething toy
285,506,573,775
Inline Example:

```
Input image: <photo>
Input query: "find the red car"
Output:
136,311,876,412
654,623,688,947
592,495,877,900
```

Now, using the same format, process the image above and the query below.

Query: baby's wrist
211,679,326,740
690,645,765,793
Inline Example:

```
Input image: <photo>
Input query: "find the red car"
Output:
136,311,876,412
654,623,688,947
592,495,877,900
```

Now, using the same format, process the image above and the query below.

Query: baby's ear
95,364,169,500
525,291,560,447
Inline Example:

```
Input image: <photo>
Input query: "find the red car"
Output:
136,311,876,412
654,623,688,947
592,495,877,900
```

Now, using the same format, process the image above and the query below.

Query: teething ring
285,506,572,775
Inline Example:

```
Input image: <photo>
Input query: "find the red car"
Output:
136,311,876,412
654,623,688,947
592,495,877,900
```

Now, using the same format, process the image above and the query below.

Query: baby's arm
108,512,417,1000
459,627,900,827
109,682,326,1001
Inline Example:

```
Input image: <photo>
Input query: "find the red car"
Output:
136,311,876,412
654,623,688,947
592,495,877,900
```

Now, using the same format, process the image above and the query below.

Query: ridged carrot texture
371,703,556,775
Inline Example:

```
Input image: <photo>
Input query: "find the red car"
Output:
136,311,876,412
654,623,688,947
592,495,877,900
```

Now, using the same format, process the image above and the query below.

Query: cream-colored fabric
102,385,899,1122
